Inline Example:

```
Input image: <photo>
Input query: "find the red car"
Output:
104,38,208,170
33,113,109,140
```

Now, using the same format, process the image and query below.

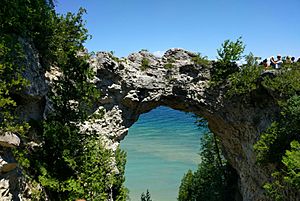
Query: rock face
0,38,47,201
89,49,279,201
0,46,279,200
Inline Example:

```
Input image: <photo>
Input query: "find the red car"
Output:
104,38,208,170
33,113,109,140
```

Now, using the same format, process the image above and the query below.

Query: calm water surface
120,106,206,201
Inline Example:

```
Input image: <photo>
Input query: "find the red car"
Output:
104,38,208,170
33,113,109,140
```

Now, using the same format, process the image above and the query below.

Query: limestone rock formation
0,38,47,201
89,49,279,201
0,133,20,148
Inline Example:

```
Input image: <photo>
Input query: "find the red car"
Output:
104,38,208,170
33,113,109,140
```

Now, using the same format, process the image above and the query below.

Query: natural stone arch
87,49,279,201
0,44,277,200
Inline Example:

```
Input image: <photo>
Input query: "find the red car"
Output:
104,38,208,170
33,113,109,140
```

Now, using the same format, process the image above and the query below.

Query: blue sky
55,0,300,59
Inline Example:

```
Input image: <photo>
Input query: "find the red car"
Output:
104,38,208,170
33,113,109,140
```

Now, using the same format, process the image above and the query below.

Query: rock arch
0,46,277,200
88,49,278,201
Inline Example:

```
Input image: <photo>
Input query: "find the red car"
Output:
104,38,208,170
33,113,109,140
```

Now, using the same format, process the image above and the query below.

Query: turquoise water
120,106,206,201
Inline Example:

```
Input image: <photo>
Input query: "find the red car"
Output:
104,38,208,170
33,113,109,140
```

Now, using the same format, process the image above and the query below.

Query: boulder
0,133,20,148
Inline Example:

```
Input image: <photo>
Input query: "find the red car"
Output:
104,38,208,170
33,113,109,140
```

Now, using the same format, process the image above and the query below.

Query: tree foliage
141,189,152,201
227,52,264,97
210,37,245,84
262,62,300,98
217,37,245,64
0,36,29,135
231,60,300,200
214,39,300,199
1,1,127,200
254,95,300,200
221,44,300,200
178,132,238,201
178,170,194,201
141,58,150,71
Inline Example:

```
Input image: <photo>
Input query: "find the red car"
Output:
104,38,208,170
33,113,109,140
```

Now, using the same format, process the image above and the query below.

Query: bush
191,53,210,67
262,62,300,98
141,58,150,71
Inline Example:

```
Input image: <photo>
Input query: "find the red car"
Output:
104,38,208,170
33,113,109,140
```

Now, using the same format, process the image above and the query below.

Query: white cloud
152,50,165,58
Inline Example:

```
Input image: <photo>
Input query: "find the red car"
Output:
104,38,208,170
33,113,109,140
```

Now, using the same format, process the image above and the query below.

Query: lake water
120,106,206,201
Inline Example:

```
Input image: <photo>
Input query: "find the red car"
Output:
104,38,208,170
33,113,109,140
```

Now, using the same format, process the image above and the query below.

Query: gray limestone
0,133,20,148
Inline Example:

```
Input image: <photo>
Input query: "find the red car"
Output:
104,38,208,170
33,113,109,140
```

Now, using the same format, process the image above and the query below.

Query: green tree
227,52,264,97
141,189,152,201
2,1,128,200
178,170,194,201
178,132,238,201
224,53,300,200
244,52,260,67
261,62,300,98
211,37,245,84
217,37,245,64
254,95,300,200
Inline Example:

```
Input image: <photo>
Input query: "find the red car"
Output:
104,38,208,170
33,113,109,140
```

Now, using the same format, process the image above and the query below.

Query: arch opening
120,106,208,201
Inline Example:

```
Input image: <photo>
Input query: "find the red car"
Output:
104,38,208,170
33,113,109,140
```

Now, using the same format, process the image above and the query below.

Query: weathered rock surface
0,38,47,201
0,152,17,173
0,133,20,148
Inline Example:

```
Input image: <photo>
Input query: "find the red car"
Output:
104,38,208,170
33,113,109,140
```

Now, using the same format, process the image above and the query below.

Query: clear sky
55,0,300,59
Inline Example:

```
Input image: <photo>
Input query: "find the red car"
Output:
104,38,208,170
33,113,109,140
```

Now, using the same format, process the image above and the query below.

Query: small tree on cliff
217,37,245,64
211,37,245,83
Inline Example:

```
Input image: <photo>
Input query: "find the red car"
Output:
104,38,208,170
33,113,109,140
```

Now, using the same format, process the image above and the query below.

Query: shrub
262,62,300,98
191,53,210,67
164,63,174,69
0,35,30,135
141,58,150,71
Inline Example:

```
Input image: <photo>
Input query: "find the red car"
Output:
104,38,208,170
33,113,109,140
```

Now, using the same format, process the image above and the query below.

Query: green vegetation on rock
191,53,210,67
254,94,300,200
223,51,300,200
141,58,150,71
227,52,264,97
214,38,300,200
0,36,30,135
185,38,300,200
210,37,245,84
